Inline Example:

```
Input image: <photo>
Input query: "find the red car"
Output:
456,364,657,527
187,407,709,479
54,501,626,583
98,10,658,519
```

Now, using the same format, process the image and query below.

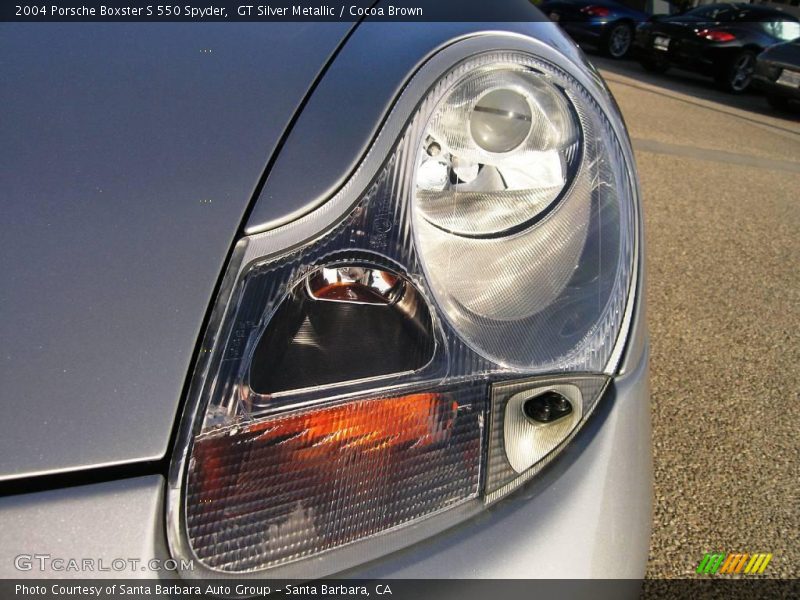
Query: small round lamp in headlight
470,88,532,153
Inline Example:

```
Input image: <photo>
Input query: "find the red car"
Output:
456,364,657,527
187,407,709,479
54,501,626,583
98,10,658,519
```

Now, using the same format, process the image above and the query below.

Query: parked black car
634,3,800,92
753,37,800,109
541,0,651,58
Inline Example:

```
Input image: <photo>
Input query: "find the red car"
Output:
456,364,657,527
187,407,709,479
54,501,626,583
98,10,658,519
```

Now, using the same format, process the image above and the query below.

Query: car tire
715,50,756,93
640,57,669,74
604,22,634,59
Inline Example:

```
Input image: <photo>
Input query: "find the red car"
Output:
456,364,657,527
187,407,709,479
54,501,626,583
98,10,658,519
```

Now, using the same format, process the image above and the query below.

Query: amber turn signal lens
186,387,485,571
248,393,456,451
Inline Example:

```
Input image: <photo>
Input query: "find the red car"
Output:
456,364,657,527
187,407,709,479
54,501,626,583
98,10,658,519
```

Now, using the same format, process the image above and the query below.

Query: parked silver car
0,1,650,583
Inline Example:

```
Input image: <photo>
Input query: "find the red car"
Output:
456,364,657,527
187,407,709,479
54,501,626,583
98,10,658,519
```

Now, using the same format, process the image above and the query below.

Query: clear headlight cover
414,60,632,368
169,49,638,577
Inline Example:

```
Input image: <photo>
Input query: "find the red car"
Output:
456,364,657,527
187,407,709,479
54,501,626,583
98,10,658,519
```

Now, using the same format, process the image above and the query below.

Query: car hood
0,23,353,482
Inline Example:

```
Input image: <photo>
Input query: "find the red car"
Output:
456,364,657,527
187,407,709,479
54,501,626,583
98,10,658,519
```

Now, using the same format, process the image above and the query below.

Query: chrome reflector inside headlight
168,44,639,578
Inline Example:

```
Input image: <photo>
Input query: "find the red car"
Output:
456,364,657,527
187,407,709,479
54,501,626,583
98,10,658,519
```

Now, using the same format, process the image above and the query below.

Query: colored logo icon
697,552,773,575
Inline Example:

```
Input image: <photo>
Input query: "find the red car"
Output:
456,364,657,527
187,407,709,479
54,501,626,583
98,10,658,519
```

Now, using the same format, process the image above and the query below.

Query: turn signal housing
188,390,483,571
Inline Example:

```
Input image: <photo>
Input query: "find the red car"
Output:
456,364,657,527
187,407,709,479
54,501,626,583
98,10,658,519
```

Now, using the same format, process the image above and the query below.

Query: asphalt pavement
593,56,800,579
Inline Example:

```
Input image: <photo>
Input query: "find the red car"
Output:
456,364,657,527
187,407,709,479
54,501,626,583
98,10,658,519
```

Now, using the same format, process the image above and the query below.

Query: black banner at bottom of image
3,579,800,600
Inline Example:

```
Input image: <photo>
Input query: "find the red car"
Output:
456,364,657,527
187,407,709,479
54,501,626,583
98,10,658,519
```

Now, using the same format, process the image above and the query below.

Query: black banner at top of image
2,0,552,23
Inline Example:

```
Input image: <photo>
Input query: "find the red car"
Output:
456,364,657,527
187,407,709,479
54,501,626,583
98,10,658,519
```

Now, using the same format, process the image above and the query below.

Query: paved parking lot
593,56,800,578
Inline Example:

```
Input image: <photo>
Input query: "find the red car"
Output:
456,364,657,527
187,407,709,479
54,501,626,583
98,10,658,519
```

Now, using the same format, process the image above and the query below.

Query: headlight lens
414,59,631,368
170,49,638,577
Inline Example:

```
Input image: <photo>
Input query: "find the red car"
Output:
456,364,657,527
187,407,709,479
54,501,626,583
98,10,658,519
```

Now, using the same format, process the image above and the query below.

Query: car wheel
605,23,634,59
716,50,756,93
640,56,669,74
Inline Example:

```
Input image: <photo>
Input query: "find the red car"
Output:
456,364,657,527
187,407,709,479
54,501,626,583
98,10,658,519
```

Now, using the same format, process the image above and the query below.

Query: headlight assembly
168,40,639,578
